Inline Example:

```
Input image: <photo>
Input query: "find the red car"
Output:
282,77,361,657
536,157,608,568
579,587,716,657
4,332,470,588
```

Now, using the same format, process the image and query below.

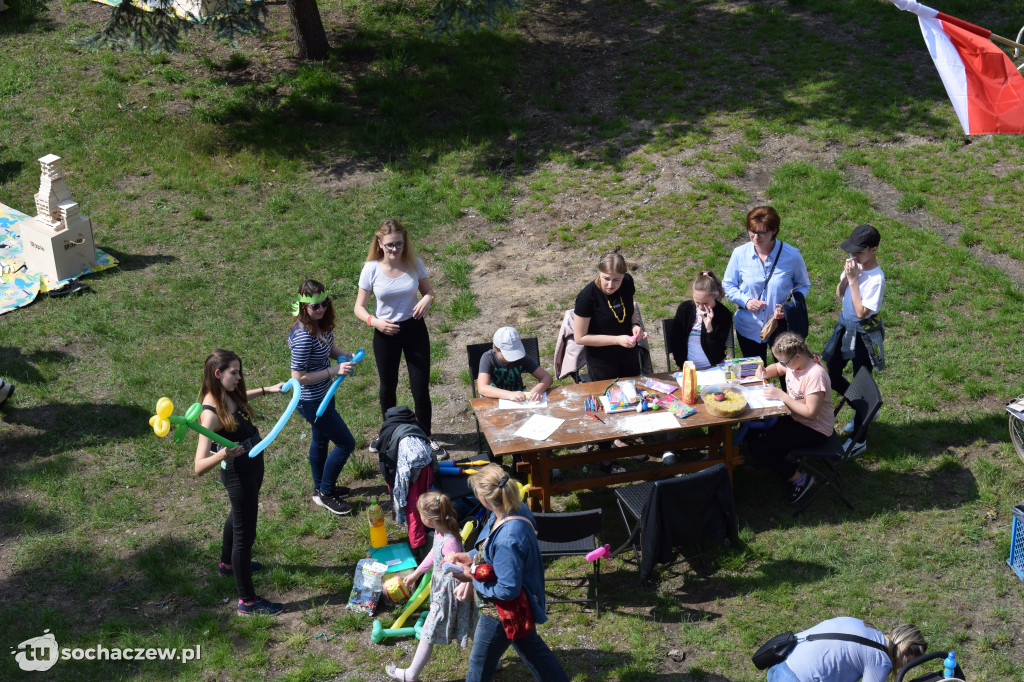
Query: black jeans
746,415,828,481
826,332,872,439
373,316,432,436
220,454,265,602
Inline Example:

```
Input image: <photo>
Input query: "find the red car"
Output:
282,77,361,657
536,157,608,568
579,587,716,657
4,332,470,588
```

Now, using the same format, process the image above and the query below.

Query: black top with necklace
574,273,641,380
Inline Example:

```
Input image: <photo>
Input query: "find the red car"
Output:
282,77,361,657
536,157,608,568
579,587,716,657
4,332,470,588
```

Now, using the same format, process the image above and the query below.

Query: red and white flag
891,0,1024,134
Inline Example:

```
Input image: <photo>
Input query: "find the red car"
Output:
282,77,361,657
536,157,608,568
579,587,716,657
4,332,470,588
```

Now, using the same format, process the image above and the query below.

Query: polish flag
891,0,1024,134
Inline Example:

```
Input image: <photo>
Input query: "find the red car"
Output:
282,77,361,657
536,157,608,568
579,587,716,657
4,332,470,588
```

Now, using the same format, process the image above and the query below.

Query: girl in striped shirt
289,279,358,516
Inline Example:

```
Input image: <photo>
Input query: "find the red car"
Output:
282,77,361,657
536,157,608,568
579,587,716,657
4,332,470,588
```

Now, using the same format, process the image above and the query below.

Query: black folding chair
613,464,737,585
790,366,883,516
535,510,603,616
467,338,541,454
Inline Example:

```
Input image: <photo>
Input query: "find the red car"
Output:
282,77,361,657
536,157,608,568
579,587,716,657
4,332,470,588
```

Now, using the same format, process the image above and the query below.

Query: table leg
516,453,544,512
535,452,552,513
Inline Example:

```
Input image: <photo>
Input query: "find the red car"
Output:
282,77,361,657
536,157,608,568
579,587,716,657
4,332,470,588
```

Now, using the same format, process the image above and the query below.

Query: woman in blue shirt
446,465,569,682
723,206,810,365
767,617,926,682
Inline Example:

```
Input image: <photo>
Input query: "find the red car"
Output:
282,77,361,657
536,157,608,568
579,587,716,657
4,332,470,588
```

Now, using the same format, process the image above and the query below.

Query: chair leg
593,559,600,618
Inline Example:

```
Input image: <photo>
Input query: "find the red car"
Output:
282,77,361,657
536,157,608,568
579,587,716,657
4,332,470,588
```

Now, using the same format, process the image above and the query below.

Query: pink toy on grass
586,544,611,562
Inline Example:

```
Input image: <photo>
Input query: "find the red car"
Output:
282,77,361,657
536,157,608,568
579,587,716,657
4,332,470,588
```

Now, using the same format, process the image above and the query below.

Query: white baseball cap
493,327,526,361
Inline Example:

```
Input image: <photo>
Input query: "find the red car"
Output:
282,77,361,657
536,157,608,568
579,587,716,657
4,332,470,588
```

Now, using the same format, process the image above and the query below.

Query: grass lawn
2,0,1024,679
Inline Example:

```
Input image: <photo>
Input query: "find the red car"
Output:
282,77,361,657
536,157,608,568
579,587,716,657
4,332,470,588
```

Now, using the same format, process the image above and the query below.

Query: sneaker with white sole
844,439,867,458
0,381,13,408
312,490,324,507
368,436,380,453
786,474,816,504
429,439,450,461
842,418,856,435
320,493,352,516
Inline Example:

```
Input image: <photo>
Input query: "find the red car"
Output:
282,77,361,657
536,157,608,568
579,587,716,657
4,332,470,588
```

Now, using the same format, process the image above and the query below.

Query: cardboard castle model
17,154,97,283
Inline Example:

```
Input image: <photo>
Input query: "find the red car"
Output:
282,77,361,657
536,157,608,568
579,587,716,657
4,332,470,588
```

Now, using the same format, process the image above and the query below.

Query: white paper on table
696,368,727,387
513,414,565,441
740,384,785,409
617,412,682,434
498,393,548,410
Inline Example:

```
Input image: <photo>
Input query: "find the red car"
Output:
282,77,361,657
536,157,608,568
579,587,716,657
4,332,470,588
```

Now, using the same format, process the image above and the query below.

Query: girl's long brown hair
291,279,334,342
198,349,254,432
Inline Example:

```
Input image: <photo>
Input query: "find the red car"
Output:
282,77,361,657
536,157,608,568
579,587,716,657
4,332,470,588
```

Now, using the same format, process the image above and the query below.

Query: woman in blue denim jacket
446,465,570,682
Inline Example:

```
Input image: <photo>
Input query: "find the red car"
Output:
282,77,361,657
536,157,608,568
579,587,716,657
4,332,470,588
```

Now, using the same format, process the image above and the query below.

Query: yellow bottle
368,500,387,548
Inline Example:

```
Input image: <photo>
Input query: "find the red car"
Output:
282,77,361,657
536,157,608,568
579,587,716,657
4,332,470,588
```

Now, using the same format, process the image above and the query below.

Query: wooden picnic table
470,374,790,511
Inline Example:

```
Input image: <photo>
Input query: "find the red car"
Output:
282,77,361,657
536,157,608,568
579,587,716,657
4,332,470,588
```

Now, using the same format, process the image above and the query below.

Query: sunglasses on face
307,300,329,311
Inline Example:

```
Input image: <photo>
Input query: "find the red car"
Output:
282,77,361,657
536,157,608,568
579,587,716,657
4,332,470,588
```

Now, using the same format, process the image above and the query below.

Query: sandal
385,664,416,681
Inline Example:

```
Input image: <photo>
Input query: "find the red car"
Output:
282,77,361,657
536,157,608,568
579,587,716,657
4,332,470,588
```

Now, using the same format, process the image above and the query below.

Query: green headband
291,291,329,316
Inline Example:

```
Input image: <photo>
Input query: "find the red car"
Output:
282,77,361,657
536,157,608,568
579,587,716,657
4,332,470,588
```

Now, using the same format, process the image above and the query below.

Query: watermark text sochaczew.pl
11,630,201,672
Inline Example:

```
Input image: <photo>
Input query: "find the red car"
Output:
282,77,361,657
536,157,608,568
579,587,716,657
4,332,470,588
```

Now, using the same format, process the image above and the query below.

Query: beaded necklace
606,295,626,324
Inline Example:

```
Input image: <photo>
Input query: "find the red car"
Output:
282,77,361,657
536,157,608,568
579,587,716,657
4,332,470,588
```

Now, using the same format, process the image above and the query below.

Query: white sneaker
0,381,13,407
368,436,380,453
844,439,867,457
429,439,450,461
842,418,856,435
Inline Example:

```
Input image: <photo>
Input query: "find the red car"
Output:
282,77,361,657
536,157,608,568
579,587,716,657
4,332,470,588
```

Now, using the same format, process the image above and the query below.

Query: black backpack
376,407,428,488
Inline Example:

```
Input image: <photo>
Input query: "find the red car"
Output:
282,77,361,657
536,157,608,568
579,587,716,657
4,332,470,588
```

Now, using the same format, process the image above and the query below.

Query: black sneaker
219,560,264,577
320,493,352,516
368,436,380,453
237,597,284,616
786,474,816,504
599,461,627,475
324,486,351,498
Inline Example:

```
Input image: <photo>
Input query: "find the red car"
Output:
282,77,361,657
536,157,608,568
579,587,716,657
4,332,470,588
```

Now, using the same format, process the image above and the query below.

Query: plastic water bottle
943,651,956,679
368,500,387,548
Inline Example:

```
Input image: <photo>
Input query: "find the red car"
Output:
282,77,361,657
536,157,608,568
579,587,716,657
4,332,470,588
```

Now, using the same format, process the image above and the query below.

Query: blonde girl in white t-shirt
354,219,441,453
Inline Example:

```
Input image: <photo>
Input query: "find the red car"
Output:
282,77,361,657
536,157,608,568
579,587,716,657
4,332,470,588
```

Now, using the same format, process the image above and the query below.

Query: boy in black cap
822,224,885,457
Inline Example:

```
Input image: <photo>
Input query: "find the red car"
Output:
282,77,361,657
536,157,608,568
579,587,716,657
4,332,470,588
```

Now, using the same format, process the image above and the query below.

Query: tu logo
10,629,59,672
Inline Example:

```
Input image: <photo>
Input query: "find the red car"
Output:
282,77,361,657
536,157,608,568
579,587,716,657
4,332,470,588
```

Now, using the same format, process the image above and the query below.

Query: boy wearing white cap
477,327,553,402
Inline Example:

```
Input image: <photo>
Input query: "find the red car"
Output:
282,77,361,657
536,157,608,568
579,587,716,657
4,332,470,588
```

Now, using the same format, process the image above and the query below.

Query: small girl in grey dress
385,492,478,681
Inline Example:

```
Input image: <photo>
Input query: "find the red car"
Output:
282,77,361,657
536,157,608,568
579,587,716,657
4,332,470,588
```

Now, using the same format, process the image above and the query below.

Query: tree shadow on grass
0,346,73,384
0,498,62,539
0,400,151,458
183,0,956,199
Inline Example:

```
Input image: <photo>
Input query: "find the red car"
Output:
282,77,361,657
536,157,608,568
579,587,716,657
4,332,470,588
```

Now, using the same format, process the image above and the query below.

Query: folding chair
661,316,735,372
613,464,737,585
534,509,603,616
789,366,883,516
467,337,541,454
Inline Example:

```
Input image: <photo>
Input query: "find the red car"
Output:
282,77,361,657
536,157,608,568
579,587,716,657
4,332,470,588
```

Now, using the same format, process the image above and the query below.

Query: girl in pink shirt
749,332,835,504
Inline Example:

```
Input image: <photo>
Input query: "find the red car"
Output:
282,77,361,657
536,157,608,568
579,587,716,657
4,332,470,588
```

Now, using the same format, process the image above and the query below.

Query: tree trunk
287,0,329,61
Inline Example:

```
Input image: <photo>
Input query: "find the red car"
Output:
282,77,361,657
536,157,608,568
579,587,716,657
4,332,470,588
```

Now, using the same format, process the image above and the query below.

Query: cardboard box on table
17,154,97,283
